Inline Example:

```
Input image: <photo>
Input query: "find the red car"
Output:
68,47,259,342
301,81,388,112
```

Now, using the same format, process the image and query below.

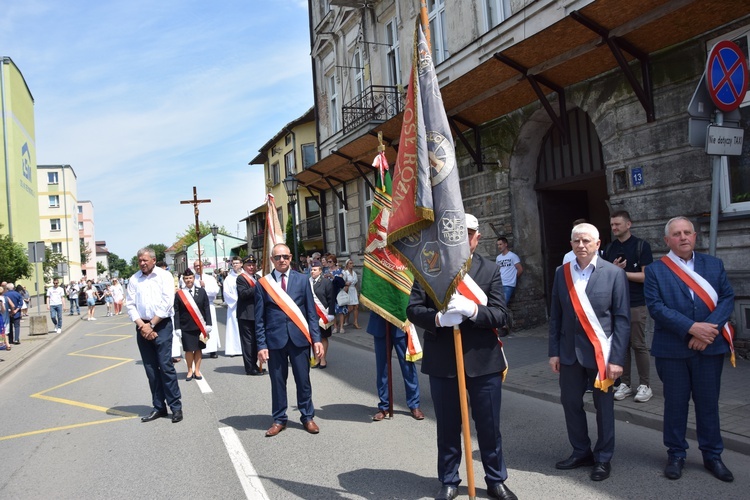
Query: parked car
78,283,107,306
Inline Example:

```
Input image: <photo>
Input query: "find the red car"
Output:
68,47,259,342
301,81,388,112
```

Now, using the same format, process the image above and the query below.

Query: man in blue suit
255,243,323,437
645,216,735,482
549,223,630,482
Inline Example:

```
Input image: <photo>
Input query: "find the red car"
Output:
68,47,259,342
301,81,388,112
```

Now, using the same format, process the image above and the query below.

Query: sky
1,0,314,260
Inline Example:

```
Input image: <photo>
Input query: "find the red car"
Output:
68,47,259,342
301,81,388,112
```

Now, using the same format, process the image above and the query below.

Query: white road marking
219,426,270,500
195,375,212,393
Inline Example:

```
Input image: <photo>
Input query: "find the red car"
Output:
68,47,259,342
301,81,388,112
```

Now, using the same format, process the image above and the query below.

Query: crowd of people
1,208,736,498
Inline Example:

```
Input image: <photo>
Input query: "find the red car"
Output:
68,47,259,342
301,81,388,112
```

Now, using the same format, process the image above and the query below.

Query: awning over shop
298,0,750,191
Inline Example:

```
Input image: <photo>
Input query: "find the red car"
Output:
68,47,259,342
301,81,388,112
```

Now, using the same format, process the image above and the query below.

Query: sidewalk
3,307,749,455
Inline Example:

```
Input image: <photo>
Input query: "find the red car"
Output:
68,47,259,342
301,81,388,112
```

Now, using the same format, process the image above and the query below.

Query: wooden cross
180,186,211,268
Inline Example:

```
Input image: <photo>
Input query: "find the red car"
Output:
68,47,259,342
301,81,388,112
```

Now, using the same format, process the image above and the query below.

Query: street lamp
283,174,300,269
210,224,219,272
182,245,187,274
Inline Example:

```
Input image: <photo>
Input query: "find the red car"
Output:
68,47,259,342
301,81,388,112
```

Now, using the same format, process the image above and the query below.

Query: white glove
174,329,182,338
206,325,213,334
446,295,478,319
436,311,464,327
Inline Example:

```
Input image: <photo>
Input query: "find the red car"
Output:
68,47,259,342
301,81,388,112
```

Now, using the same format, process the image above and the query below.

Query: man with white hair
549,223,630,481
644,216,735,482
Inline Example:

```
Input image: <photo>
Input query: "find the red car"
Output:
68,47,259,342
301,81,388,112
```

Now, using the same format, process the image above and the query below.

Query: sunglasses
272,254,292,261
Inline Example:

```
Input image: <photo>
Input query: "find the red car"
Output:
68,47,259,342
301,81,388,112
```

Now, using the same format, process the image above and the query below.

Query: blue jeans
502,286,515,305
50,304,63,329
69,298,80,314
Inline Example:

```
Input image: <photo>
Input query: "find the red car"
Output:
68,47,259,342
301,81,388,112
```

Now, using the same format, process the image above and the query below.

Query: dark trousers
373,334,420,410
136,321,181,412
430,372,507,487
559,361,615,462
655,354,724,460
8,316,21,343
268,338,314,425
238,318,259,374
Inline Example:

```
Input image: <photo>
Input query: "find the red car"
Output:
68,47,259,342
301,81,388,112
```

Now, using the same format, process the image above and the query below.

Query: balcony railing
251,232,264,250
342,85,404,135
299,216,322,241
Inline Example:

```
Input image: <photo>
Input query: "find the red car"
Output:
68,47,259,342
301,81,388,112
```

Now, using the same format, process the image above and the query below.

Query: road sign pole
709,111,723,256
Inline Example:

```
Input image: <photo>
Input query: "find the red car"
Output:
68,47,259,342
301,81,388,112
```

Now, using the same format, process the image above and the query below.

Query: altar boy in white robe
222,257,243,356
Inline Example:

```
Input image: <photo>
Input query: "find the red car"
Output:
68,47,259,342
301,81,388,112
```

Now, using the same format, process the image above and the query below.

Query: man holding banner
645,216,735,482
407,214,516,500
548,223,630,482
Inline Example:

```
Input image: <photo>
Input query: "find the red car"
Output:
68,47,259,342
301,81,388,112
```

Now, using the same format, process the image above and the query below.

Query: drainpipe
62,166,72,281
1,57,12,236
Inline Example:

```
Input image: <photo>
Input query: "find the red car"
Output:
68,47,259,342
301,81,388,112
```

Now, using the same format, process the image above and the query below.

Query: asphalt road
0,309,747,499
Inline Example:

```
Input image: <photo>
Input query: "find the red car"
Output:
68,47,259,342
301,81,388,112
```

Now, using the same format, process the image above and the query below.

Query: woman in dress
84,281,101,321
328,257,348,334
111,279,125,315
342,259,360,329
18,285,30,317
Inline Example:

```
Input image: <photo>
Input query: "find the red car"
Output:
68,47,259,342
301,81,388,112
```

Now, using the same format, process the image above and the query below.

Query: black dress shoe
140,409,168,422
435,484,458,500
487,482,518,500
555,453,595,470
171,410,183,423
703,457,733,482
664,456,685,480
590,462,611,481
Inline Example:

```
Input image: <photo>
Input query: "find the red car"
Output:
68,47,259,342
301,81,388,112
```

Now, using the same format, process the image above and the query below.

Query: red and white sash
563,263,613,392
456,274,509,381
176,288,208,339
240,271,256,288
258,274,312,345
310,278,334,329
661,254,735,366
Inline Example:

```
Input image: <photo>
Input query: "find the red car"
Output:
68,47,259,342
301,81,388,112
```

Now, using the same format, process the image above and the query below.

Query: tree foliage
43,247,68,284
80,240,91,265
145,243,167,263
174,221,229,248
0,226,33,283
108,252,137,279
96,262,107,275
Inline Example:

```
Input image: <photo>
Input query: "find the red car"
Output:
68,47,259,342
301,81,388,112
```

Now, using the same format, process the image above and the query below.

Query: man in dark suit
407,214,516,500
255,243,324,437
644,216,735,482
237,256,262,375
309,259,335,369
549,222,630,481
173,269,212,382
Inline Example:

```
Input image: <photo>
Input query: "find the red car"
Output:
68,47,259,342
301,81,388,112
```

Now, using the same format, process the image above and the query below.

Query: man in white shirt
495,237,523,304
46,278,67,334
126,247,182,423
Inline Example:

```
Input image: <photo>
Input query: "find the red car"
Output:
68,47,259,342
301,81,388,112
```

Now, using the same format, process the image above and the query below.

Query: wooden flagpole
418,2,475,497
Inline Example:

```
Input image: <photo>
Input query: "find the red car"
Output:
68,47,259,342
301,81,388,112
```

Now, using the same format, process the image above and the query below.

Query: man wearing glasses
255,244,324,437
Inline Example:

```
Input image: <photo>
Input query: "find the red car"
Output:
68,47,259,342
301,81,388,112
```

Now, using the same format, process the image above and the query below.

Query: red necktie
281,273,286,292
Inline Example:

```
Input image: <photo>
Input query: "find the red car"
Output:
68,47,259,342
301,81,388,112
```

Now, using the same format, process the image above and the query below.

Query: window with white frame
428,0,448,64
78,221,84,231
709,28,750,213
272,162,281,185
353,49,364,98
277,207,284,228
49,195,60,208
329,74,340,133
362,176,374,232
484,0,511,31
51,218,61,231
48,172,59,184
285,150,296,176
51,242,62,254
302,143,316,169
337,188,348,254
385,18,401,87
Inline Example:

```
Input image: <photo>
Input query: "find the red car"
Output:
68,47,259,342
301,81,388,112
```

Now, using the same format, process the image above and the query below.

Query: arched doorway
536,108,609,306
